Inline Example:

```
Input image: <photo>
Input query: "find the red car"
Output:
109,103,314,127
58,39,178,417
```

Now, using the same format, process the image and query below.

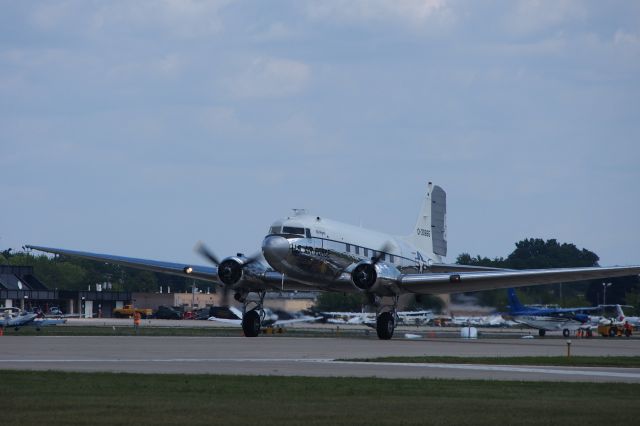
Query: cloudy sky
1,0,638,267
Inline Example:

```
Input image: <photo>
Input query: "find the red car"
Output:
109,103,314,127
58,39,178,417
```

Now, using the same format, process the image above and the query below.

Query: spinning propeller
194,241,260,306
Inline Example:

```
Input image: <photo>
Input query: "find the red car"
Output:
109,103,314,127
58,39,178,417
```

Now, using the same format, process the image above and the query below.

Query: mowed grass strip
340,356,640,368
1,371,639,426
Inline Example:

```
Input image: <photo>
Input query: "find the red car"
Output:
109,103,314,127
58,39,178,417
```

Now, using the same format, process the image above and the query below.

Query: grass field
343,355,640,368
1,370,639,425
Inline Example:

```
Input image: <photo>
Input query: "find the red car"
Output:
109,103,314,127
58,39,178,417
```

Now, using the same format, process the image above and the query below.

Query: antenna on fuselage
292,208,307,216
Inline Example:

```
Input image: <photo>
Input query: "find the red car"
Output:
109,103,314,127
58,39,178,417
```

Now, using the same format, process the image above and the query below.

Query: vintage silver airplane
27,182,640,339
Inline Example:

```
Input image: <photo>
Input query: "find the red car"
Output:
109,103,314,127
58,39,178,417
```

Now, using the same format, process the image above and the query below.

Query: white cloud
614,30,640,48
228,57,311,99
304,0,453,28
506,0,587,35
28,0,234,39
252,22,295,42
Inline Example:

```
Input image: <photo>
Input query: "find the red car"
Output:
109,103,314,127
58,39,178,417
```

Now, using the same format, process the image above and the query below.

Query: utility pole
602,282,612,306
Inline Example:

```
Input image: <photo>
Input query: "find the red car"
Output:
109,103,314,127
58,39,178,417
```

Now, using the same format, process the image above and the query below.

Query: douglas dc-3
28,183,640,339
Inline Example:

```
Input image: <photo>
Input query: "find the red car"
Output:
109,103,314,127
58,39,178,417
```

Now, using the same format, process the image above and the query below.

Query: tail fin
409,182,447,257
507,288,526,312
615,304,625,321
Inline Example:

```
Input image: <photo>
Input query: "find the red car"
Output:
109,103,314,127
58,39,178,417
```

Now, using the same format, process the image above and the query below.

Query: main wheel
562,328,570,337
242,310,261,337
376,312,395,340
538,329,546,337
609,327,617,337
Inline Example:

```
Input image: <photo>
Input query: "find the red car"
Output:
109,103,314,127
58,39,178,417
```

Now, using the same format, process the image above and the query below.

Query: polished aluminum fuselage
260,213,440,290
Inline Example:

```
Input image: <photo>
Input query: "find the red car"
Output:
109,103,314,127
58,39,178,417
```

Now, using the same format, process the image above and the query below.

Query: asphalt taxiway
1,336,639,382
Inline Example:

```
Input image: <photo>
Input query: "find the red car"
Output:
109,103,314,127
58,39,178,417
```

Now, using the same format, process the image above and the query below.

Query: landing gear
240,291,266,338
376,312,395,340
374,295,399,340
538,329,546,337
562,328,570,337
242,310,261,337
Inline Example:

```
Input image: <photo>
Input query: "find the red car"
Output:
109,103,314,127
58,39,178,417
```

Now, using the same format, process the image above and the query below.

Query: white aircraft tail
408,182,447,257
615,304,625,321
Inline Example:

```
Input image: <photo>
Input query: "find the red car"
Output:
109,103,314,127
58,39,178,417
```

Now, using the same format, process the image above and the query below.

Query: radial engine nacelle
217,254,266,286
350,260,401,295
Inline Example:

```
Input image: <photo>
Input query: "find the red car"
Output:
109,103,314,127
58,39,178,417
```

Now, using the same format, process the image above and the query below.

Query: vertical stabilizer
615,304,625,321
409,183,447,258
507,289,526,313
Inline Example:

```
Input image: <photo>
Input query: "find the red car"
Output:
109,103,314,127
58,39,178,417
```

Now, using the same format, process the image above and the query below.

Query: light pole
602,282,612,306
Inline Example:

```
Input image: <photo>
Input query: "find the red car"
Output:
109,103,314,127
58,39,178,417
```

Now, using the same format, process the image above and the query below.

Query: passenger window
346,244,350,253
355,246,360,255
305,228,311,238
389,254,394,263
364,248,368,257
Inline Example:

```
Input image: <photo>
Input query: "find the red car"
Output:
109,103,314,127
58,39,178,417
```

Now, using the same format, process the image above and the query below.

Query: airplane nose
262,235,290,266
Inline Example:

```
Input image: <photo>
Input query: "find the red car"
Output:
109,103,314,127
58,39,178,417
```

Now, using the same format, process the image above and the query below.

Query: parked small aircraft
28,183,640,339
614,304,639,327
208,306,320,327
1,308,66,331
505,288,598,337
321,310,434,326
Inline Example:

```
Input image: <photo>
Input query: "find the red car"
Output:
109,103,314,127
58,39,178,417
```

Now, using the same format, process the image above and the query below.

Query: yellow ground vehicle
597,322,632,337
112,305,153,319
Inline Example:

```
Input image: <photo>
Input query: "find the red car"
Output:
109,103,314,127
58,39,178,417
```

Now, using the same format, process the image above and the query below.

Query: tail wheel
242,310,261,337
538,329,546,337
562,329,570,338
376,312,395,340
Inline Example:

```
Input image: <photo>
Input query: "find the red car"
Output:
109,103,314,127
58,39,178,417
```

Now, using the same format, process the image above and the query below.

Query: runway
1,336,639,383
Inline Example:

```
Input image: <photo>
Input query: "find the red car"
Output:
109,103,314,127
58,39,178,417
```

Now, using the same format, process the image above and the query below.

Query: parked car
154,305,182,320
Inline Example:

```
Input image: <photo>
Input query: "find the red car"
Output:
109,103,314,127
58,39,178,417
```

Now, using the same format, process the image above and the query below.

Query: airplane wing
273,316,322,326
532,306,602,315
429,263,506,273
207,317,242,325
399,266,640,295
26,245,219,283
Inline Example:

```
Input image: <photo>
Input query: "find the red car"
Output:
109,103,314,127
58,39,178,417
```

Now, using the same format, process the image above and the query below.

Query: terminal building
0,265,130,317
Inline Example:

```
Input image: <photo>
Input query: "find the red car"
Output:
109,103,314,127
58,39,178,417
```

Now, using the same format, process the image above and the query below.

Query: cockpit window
282,226,305,235
269,226,281,234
